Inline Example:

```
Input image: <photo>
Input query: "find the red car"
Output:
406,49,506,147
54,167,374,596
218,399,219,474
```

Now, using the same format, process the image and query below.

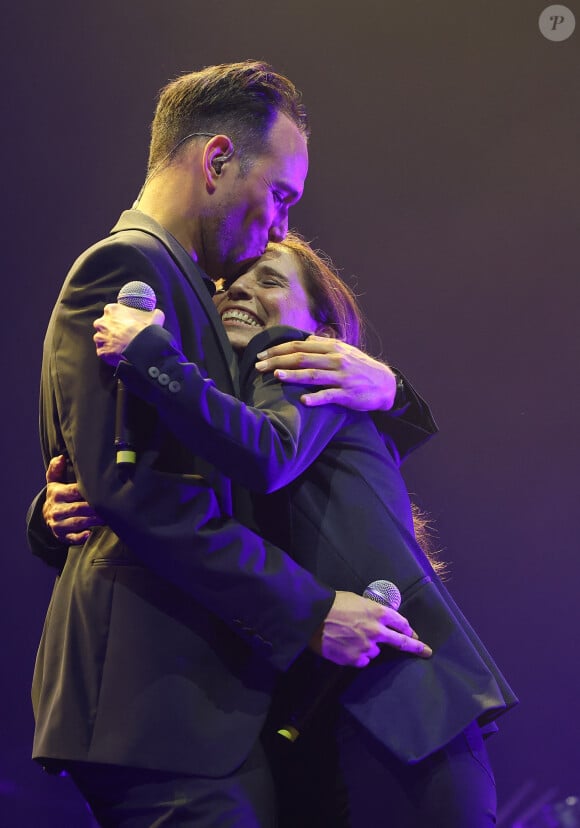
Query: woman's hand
42,455,103,545
255,335,397,411
93,303,165,367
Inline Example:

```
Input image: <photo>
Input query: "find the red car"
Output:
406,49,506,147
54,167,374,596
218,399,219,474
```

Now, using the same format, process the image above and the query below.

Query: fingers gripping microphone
114,281,157,469
277,580,401,743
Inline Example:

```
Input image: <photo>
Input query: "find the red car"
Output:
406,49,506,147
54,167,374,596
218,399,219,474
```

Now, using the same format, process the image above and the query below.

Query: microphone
114,281,157,468
277,580,401,742
361,579,401,610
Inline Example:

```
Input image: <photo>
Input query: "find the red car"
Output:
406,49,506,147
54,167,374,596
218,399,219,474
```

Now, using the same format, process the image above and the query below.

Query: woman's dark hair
274,232,364,348
148,60,309,175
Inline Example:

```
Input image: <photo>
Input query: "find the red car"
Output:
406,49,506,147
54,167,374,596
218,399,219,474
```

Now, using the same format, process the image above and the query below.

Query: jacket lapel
110,210,240,396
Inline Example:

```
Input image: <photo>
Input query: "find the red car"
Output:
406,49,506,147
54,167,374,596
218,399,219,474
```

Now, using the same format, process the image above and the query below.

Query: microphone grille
117,281,157,311
363,580,401,611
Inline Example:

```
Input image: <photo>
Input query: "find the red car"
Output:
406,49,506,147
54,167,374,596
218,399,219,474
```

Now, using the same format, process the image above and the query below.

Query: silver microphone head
363,580,402,611
117,281,157,311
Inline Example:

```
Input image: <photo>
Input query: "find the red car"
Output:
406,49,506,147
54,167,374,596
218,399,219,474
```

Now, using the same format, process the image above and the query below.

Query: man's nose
268,214,288,243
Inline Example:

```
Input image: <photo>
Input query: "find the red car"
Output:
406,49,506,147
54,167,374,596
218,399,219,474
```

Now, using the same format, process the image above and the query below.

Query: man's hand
43,455,103,545
255,335,397,411
93,303,165,367
310,591,432,667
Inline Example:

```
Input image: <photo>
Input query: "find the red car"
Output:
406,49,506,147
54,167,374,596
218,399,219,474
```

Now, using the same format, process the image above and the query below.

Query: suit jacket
110,323,518,763
32,210,336,777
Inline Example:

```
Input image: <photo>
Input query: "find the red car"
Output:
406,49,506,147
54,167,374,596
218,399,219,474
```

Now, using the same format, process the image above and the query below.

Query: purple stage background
2,1,579,824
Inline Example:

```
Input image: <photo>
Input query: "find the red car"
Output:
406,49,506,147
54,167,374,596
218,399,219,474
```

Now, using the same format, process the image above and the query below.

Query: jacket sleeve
42,241,334,670
371,368,438,465
117,325,350,493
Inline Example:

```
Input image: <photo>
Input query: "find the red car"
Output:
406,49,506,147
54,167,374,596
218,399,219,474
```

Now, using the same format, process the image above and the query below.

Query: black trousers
64,740,276,828
65,711,495,827
263,705,497,828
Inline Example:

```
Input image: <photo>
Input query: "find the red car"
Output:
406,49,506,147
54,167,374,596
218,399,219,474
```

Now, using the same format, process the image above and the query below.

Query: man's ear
202,135,235,191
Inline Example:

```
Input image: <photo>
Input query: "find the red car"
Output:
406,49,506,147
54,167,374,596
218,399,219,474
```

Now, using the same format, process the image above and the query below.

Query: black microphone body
114,281,157,469
277,580,402,742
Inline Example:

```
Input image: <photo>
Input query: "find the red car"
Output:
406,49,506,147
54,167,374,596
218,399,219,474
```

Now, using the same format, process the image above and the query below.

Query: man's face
213,246,319,351
204,112,308,282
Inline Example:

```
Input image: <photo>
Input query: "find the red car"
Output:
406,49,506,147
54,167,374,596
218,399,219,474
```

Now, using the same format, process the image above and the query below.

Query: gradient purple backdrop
2,1,579,823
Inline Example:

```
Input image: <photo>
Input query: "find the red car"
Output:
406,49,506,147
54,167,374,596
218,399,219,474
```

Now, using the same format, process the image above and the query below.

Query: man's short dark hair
148,60,310,175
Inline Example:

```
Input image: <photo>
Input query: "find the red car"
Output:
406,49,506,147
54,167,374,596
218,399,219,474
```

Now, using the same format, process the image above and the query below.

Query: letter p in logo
539,5,576,41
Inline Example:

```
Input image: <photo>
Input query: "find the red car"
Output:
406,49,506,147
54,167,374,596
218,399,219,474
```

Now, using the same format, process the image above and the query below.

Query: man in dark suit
32,61,428,826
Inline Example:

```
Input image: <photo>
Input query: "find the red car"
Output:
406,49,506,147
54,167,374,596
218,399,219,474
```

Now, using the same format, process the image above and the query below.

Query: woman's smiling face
213,247,320,351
